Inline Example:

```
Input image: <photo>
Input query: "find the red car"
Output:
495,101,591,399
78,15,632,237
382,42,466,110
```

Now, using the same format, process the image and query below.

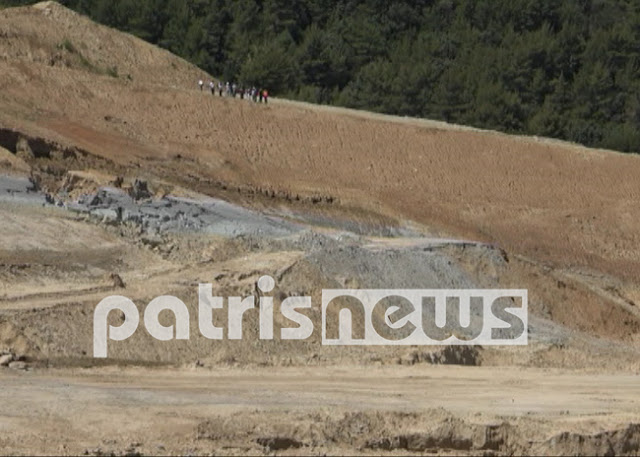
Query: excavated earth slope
0,3,639,456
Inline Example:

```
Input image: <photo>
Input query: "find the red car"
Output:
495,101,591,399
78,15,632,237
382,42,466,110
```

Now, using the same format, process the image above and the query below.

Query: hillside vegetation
2,0,636,153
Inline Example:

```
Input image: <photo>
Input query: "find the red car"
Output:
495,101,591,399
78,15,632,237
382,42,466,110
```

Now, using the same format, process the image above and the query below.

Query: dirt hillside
1,3,640,456
2,2,640,283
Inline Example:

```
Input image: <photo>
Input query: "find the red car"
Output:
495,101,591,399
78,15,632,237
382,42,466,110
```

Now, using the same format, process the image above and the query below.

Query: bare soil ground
0,2,639,455
1,365,640,456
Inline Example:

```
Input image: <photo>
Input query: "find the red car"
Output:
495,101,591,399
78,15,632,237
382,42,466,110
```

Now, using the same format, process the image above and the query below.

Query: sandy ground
1,2,640,455
1,365,639,455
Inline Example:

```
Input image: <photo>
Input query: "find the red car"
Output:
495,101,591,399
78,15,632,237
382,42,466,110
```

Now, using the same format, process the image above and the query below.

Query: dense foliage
5,0,640,152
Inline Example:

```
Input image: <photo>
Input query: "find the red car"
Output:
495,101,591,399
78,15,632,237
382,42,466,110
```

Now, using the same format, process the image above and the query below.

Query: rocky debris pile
536,423,640,456
0,175,46,205
364,418,519,454
398,346,483,366
128,178,152,201
0,349,28,370
0,144,31,174
427,345,483,365
198,410,523,455
82,441,143,457
15,137,34,161
67,186,299,238
109,272,126,288
256,436,302,452
199,409,640,455
0,172,298,239
57,170,124,202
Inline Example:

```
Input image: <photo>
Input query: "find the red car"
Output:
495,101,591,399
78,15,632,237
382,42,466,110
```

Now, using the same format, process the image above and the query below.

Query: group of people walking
198,79,269,103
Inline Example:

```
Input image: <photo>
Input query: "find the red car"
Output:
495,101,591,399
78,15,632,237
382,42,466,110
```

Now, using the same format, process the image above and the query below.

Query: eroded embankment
1,169,639,373
1,126,640,372
0,126,412,236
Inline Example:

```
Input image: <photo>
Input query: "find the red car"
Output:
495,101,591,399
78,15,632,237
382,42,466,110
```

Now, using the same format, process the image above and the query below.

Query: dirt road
1,365,639,455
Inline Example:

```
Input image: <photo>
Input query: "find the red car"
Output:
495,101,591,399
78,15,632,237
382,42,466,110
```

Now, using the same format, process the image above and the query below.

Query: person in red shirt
262,89,269,104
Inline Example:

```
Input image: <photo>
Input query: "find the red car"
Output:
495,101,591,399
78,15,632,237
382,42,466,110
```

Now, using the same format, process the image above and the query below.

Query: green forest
4,0,640,153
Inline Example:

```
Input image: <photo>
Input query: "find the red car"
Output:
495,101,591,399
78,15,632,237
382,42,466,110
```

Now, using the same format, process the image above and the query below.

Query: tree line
5,0,640,153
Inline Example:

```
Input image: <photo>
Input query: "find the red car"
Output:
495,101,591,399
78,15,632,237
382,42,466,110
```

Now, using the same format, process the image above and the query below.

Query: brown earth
2,3,640,283
1,365,640,456
1,2,640,456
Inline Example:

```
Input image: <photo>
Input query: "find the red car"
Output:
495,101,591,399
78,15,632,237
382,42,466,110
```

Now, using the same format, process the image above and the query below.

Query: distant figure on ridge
198,79,204,91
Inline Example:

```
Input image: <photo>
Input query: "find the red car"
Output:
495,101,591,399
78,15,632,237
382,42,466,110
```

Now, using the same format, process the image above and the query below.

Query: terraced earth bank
0,2,639,455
